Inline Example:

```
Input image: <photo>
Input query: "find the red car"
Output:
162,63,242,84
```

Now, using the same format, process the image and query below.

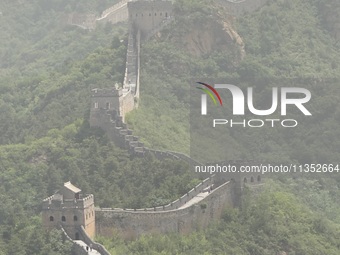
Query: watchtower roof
63,181,81,193
91,87,122,97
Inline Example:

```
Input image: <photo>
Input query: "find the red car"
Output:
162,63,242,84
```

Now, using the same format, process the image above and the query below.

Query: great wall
43,1,269,254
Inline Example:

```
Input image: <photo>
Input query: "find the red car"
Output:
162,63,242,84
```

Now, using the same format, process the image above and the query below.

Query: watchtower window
62,216,66,222
49,216,54,222
94,102,98,109
106,102,110,109
165,12,168,17
243,177,247,183
251,177,254,183
74,215,78,221
257,175,261,182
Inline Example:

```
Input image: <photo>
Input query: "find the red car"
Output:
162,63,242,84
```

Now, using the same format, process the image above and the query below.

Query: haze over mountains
0,0,339,254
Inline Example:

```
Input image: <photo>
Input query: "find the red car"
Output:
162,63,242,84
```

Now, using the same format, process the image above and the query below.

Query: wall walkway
62,0,268,250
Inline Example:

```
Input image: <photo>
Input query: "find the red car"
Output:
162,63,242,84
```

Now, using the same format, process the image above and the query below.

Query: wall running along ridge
44,1,268,253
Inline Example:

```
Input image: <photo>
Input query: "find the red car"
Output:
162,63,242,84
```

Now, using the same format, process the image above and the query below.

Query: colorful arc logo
196,82,223,106
196,82,223,115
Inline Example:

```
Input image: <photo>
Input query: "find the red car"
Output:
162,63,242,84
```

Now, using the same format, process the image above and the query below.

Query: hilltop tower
90,87,121,128
90,87,134,126
128,0,173,38
212,160,264,206
42,182,95,240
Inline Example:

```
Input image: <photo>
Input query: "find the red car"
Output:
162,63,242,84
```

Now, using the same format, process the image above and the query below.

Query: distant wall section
218,0,269,17
128,1,173,37
96,0,129,25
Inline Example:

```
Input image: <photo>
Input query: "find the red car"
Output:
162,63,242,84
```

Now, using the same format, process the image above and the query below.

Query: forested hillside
129,0,340,160
0,0,125,144
0,1,197,253
0,0,339,254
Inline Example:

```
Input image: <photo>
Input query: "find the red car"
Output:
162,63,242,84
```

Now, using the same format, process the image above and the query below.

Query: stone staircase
100,109,197,162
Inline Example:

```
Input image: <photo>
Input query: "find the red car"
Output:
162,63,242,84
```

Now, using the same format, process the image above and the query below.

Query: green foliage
128,0,340,164
0,121,198,254
0,1,127,144
0,216,72,255
99,189,340,255
0,0,339,254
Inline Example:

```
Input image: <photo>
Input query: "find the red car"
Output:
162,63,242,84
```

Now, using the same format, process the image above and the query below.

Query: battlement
96,180,239,239
42,182,96,241
68,12,96,30
128,0,173,37
95,169,264,239
91,88,122,98
42,194,94,210
99,176,214,213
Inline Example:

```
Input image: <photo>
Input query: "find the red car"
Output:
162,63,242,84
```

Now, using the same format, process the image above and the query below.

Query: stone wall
95,180,234,240
68,13,96,30
135,30,141,101
100,176,214,212
120,91,135,122
94,170,264,240
59,225,91,255
128,0,173,37
124,29,137,88
87,0,267,245
90,20,139,124
96,0,129,25
72,244,89,255
89,107,197,162
78,226,111,255
218,0,269,17
42,194,95,240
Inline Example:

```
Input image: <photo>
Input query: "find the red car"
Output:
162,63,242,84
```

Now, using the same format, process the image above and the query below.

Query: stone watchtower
128,0,173,38
90,87,135,126
90,87,121,128
42,182,95,240
212,160,264,207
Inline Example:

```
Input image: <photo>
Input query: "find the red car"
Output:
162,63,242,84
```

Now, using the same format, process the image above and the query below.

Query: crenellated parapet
42,194,93,210
95,179,235,239
91,88,122,98
98,176,214,212
96,0,130,23
94,168,264,239
42,182,96,241
127,0,173,38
